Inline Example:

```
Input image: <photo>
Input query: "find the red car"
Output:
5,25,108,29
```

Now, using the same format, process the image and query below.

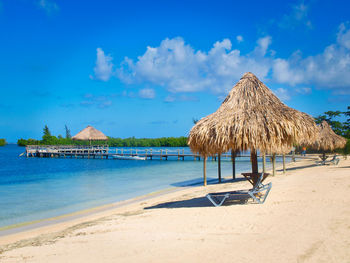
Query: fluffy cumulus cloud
93,22,350,99
272,23,350,94
93,48,114,81
117,37,272,95
254,36,272,56
138,88,155,99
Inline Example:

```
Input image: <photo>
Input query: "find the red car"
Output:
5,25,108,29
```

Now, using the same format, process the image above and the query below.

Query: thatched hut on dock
72,125,108,143
314,121,347,151
188,72,318,185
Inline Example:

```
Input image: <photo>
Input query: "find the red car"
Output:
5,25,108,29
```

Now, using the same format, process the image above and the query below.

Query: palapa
314,121,347,151
72,125,108,141
188,72,318,185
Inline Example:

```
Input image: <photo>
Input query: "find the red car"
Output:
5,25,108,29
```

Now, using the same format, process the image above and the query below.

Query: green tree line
0,139,6,146
17,136,188,147
314,106,350,155
314,106,350,138
16,106,350,153
17,125,188,147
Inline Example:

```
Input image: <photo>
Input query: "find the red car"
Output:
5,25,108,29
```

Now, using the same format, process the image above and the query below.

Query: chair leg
206,194,229,207
248,183,272,204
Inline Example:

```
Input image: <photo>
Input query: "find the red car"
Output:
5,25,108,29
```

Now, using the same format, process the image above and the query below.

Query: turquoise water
0,145,283,228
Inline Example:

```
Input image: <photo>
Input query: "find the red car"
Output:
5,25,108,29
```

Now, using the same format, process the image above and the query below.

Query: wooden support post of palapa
231,150,236,180
262,153,266,174
203,156,207,186
272,154,276,176
218,153,221,183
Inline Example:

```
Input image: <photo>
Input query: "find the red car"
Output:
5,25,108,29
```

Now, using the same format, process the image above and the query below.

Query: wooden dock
26,145,110,158
25,145,299,162
24,145,258,161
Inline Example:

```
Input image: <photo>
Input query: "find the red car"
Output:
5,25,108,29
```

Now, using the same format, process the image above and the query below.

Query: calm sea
0,144,283,228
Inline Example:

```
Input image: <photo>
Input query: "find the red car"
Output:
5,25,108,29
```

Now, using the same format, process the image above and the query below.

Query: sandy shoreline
0,155,292,240
0,156,286,239
1,156,349,262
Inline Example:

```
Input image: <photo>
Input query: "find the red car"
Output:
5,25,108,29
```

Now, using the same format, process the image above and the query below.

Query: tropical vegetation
314,106,350,154
0,139,6,146
314,106,350,139
17,125,188,147
15,106,350,153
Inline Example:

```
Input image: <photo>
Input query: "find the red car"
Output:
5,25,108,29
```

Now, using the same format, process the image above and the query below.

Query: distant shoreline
17,136,189,147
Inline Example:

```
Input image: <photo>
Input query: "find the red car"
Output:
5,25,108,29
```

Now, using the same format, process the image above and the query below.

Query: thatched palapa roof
188,72,318,156
314,121,347,151
72,125,108,141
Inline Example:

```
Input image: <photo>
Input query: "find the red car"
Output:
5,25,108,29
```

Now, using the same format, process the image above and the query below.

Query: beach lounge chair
325,155,340,165
328,155,340,165
316,155,340,165
316,160,326,165
332,158,340,165
206,173,272,207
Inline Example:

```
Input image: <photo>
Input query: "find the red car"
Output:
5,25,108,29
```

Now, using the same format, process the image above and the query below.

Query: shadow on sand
144,196,213,209
144,195,254,209
277,163,318,172
146,162,324,210
146,178,254,209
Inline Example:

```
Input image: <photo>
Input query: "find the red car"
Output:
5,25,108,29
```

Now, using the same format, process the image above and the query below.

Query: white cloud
95,22,350,99
138,88,155,99
118,37,272,95
273,58,304,86
38,0,59,14
279,1,312,29
236,35,243,43
274,88,291,101
337,23,350,49
93,48,114,81
272,23,350,93
255,36,272,56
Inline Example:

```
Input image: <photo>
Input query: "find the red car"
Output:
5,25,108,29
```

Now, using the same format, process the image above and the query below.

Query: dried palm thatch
314,121,347,151
188,72,318,156
72,125,108,141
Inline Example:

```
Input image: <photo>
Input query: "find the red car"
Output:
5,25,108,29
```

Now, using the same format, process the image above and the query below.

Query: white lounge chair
328,155,340,165
316,160,326,165
316,155,340,165
206,173,272,207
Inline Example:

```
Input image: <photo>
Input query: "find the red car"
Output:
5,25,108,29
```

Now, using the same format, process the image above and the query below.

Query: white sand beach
1,157,350,263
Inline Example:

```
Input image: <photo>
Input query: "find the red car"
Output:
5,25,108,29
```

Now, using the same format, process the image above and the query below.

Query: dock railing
26,145,109,157
25,145,298,161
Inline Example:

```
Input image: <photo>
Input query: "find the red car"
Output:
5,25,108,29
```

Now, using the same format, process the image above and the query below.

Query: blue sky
1,0,350,142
